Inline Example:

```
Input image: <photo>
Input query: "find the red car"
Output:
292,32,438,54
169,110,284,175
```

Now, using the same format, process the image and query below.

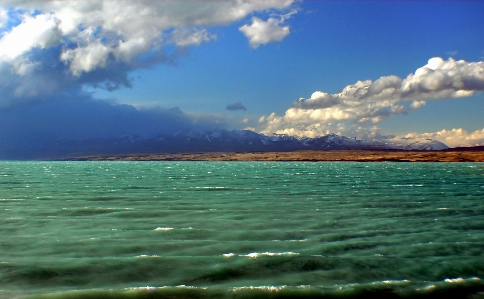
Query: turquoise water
1,161,484,298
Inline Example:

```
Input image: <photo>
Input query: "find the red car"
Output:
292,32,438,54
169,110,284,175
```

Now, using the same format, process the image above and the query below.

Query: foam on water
17,278,484,299
0,161,484,298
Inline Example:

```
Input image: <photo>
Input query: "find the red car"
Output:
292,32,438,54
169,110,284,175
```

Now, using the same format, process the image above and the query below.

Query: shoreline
58,150,484,162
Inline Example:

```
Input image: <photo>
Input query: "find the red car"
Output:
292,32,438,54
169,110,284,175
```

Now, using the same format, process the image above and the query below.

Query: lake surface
1,161,484,298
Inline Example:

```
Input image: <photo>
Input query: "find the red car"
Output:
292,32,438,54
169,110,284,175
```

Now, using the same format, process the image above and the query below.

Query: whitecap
380,280,410,285
232,285,286,292
445,277,464,283
136,255,160,258
154,227,173,231
128,286,157,290
242,252,299,258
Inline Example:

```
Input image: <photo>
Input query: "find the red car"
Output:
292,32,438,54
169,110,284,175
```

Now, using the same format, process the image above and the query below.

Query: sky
0,0,484,151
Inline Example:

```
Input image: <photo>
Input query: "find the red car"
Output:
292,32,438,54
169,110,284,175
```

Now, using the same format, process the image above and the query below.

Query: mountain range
1,129,451,160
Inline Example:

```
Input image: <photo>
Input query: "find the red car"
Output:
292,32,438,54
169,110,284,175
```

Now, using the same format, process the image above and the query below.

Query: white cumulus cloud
239,17,289,48
0,1,295,67
239,10,296,48
259,57,484,141
0,13,61,61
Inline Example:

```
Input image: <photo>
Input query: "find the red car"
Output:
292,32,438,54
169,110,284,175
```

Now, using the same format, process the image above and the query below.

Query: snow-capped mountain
49,129,448,158
0,129,450,159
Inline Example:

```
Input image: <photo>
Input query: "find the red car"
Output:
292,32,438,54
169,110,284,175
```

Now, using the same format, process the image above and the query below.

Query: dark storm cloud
0,95,225,158
0,45,186,107
226,102,247,111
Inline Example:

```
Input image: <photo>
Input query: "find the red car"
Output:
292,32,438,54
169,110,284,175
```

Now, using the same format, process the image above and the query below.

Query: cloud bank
0,95,228,158
259,57,484,144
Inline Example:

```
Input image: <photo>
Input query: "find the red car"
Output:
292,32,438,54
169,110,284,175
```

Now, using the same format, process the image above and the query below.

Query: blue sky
1,0,484,149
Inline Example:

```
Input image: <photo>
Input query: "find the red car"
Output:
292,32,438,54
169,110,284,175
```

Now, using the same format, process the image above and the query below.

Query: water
1,161,484,298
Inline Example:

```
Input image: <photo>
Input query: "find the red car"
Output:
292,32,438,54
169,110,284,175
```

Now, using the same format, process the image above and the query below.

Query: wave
20,278,484,299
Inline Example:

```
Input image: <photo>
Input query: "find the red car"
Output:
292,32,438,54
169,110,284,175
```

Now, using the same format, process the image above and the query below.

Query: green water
1,161,484,298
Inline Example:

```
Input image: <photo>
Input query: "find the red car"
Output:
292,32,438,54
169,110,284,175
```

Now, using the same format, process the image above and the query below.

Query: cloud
403,128,484,148
0,1,295,106
447,50,458,57
0,13,62,61
3,1,294,63
61,40,111,76
0,8,7,28
239,10,296,48
259,57,484,140
226,102,247,111
170,27,216,47
0,95,226,158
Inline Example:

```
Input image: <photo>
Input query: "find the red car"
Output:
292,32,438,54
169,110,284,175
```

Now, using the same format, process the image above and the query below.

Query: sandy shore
62,150,484,162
